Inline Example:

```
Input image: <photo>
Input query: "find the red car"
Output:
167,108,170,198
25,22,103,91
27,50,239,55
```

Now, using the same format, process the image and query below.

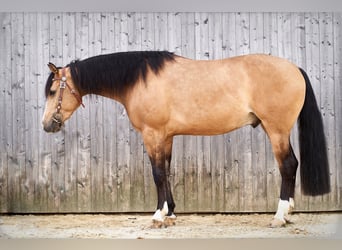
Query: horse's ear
48,62,58,74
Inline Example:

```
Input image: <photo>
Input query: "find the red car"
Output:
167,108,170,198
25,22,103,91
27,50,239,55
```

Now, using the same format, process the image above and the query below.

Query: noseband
53,68,85,120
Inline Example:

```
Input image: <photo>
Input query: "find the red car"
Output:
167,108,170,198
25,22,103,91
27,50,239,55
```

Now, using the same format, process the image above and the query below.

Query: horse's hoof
164,216,176,227
151,219,164,229
284,216,294,224
269,218,286,228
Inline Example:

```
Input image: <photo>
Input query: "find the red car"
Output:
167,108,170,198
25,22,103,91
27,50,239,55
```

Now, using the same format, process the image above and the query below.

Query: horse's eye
49,90,56,96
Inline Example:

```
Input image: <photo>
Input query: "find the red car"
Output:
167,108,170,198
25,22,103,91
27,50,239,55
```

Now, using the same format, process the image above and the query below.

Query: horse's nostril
52,113,63,124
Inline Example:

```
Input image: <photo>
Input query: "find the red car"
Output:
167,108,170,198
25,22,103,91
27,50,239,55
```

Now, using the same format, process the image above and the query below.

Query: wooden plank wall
0,12,341,213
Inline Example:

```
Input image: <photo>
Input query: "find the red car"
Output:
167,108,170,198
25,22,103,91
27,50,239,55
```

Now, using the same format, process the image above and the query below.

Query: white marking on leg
152,209,163,221
287,197,295,220
161,201,169,216
152,201,169,222
274,199,290,223
289,197,295,210
167,213,177,219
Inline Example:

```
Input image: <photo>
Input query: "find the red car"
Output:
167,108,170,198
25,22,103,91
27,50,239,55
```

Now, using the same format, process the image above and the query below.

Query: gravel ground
0,212,341,239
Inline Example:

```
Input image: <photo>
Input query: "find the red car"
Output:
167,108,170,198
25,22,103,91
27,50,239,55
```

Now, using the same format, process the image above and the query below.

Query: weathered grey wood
8,13,26,213
0,12,341,214
75,12,92,212
333,12,342,211
36,13,51,212
317,12,336,211
23,12,39,212
0,13,11,213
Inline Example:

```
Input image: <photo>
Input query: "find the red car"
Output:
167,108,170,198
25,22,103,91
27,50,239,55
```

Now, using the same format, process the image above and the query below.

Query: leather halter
53,68,85,114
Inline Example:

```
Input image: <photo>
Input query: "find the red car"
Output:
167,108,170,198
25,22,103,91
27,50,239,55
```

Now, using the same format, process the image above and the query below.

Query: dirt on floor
0,212,341,239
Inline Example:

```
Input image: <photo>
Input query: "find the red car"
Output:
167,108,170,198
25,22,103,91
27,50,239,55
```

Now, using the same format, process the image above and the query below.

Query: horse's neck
86,87,127,107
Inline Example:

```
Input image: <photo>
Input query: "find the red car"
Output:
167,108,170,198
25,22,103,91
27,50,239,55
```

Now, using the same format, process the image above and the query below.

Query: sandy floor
0,212,341,239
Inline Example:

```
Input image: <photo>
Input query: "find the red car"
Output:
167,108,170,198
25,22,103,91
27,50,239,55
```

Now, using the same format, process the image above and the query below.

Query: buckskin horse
42,51,330,228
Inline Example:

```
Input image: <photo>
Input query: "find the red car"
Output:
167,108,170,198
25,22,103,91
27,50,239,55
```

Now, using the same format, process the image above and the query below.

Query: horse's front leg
151,151,177,228
142,131,176,228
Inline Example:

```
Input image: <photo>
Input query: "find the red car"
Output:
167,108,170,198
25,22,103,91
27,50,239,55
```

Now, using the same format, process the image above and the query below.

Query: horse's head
42,62,84,133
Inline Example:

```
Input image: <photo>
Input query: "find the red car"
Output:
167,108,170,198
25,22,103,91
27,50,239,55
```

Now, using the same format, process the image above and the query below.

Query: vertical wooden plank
194,12,212,212
8,13,25,213
208,13,225,212
88,13,105,212
154,13,168,51
61,12,78,212
250,13,265,54
115,12,131,212
263,13,278,56
75,12,91,212
315,12,336,211
301,13,320,211
167,12,182,54
222,13,240,212
0,13,11,213
263,12,281,212
333,12,342,210
181,12,198,212
101,12,118,212
37,12,51,212
49,13,65,212
249,12,267,212
291,13,306,67
23,13,40,212
235,12,253,212
167,12,184,212
277,13,292,60
141,13,154,51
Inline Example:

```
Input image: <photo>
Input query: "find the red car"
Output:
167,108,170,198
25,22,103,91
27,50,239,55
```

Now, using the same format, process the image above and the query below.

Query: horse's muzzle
43,113,63,133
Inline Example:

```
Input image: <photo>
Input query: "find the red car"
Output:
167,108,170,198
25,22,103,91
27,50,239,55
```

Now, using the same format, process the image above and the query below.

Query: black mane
45,51,175,98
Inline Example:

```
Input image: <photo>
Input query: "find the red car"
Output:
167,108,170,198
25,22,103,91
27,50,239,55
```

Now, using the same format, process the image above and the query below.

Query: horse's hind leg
265,130,298,227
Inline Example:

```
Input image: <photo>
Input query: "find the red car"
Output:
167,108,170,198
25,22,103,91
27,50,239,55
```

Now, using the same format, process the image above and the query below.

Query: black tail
298,68,330,196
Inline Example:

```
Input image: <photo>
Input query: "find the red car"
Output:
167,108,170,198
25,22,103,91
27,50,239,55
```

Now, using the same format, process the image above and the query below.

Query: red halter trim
54,68,85,113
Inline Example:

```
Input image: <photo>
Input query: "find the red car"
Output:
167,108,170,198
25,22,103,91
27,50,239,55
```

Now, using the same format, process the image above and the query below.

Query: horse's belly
169,107,253,136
